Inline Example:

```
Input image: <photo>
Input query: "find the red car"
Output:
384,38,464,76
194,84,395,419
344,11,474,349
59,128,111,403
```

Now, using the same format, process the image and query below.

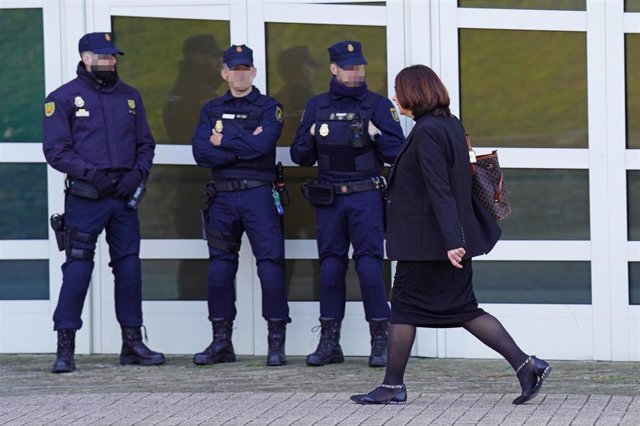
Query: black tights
368,314,536,400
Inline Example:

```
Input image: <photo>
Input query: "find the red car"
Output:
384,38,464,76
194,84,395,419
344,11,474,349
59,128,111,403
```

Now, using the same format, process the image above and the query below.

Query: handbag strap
465,132,477,175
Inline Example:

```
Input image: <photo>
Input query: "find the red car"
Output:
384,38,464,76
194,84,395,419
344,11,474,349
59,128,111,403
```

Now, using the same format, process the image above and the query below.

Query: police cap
78,32,124,55
223,44,254,67
328,40,367,68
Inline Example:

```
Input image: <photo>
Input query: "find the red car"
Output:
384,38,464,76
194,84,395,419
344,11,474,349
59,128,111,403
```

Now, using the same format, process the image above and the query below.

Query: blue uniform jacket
290,88,404,181
192,86,283,182
385,114,501,261
43,63,155,180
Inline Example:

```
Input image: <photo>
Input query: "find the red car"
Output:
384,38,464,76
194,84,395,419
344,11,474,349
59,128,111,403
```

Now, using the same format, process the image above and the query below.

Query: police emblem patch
319,123,329,137
74,96,85,108
215,120,224,133
128,99,136,109
276,106,284,123
44,102,55,117
390,108,400,122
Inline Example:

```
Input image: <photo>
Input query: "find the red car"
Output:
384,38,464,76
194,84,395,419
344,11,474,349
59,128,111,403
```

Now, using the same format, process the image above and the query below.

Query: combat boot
368,318,389,367
51,329,76,373
120,326,165,366
193,319,236,365
266,319,287,366
306,318,344,366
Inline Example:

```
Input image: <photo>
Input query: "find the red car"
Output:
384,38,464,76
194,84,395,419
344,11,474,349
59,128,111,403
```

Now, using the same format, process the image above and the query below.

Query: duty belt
332,178,384,195
209,179,270,192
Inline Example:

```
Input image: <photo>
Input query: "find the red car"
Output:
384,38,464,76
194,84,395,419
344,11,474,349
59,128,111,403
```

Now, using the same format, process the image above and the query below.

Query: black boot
266,319,287,366
368,319,389,367
306,318,344,366
193,319,236,365
51,329,76,373
120,326,165,366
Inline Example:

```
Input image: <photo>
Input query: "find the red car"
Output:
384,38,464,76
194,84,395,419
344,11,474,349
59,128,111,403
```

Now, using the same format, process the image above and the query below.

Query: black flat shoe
513,356,551,405
350,384,407,405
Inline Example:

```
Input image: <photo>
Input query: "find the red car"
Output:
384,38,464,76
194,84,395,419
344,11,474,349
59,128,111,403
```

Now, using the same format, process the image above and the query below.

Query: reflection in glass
266,23,388,146
0,9,45,142
474,261,591,304
142,259,208,300
499,169,589,240
139,165,212,239
0,260,49,300
286,259,391,301
626,0,640,12
459,0,585,10
629,262,640,305
460,29,587,148
628,171,640,240
282,167,318,240
112,17,230,144
0,164,48,239
626,34,640,149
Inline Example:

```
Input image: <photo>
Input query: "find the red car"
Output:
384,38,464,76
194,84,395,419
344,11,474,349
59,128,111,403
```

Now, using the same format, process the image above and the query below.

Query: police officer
192,44,290,367
43,32,164,373
291,40,404,367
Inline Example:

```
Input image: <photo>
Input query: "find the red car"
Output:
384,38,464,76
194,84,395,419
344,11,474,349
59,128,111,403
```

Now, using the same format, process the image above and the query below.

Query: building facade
1,0,639,361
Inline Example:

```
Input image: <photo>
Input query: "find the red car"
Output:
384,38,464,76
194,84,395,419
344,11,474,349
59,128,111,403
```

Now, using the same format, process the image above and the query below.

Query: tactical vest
208,96,276,181
314,91,383,180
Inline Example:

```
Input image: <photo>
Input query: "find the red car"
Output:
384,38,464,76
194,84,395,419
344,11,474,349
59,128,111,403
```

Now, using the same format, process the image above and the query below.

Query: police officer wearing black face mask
43,32,164,373
291,40,405,367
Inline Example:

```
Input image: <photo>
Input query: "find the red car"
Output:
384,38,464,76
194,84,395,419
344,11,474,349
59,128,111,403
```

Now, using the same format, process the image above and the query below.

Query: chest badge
319,123,329,137
127,99,136,109
214,119,224,133
74,96,85,108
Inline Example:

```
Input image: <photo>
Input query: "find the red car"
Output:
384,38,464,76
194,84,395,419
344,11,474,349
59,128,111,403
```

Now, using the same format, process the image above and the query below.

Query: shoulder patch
128,99,136,109
276,106,284,123
390,108,400,122
44,102,55,117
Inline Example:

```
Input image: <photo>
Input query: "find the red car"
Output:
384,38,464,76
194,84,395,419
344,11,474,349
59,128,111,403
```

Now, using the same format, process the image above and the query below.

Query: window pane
500,169,590,240
142,259,208,300
0,260,49,300
460,29,587,148
630,262,640,305
112,17,230,144
286,259,391,301
459,0,585,10
626,34,640,149
139,165,211,239
626,0,640,12
265,23,387,147
283,167,317,240
474,261,591,304
0,164,48,239
0,9,44,142
628,171,640,240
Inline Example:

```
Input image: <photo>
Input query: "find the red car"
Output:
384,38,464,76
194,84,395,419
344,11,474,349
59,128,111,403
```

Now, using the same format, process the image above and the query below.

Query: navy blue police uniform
191,44,290,367
291,40,404,367
43,32,164,373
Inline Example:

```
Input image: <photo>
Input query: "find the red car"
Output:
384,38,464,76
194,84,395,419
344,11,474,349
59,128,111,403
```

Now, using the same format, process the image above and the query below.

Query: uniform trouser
206,186,290,322
315,189,391,321
53,194,143,330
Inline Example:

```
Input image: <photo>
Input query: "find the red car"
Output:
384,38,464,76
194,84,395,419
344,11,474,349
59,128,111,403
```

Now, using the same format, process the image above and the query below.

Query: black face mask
91,67,118,85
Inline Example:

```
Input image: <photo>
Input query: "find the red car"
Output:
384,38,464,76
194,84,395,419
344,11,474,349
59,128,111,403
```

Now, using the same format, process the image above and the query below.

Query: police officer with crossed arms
192,44,290,367
43,32,164,373
291,40,404,367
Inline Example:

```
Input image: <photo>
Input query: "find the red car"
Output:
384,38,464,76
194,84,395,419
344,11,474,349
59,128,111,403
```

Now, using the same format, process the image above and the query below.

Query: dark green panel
499,169,590,240
628,171,640,240
286,259,391,301
460,29,587,148
626,34,640,149
626,0,640,12
282,166,317,240
474,261,591,304
266,23,387,147
459,0,585,10
142,259,208,300
0,9,45,142
0,260,49,300
0,163,48,239
629,262,640,305
112,16,230,144
139,164,212,239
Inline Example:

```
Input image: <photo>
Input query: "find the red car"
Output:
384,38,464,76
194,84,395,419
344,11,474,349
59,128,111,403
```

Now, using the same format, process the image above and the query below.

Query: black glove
114,169,143,199
90,169,114,198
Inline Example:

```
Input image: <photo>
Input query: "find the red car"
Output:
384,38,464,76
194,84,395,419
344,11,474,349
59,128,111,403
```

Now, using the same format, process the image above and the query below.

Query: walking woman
350,65,550,405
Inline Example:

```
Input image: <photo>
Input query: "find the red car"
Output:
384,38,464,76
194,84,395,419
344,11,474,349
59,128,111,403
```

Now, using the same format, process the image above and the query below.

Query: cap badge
347,43,354,52
74,96,85,108
319,123,329,137
105,33,111,41
236,46,243,53
215,120,224,133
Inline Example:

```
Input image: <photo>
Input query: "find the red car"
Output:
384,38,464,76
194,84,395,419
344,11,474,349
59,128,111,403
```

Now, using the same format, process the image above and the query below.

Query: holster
68,179,100,199
50,213,65,251
301,181,335,206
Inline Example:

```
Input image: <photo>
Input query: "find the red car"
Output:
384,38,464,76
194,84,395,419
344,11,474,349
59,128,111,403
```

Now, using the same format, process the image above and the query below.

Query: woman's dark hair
394,65,451,118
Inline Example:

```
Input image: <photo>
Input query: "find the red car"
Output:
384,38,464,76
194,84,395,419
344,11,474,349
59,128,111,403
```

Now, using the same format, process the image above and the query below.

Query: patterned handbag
465,133,512,221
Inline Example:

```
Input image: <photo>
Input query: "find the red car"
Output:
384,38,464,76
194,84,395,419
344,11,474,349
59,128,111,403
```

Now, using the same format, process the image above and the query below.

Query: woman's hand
447,247,466,269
